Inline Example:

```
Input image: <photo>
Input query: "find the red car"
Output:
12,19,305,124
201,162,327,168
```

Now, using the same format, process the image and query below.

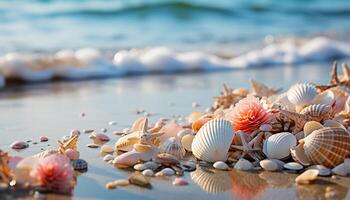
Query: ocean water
0,0,349,86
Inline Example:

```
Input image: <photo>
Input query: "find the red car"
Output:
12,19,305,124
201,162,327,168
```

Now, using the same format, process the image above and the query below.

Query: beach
1,61,350,199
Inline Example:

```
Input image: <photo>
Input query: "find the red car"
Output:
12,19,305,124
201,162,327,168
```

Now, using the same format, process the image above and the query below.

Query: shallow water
1,62,350,200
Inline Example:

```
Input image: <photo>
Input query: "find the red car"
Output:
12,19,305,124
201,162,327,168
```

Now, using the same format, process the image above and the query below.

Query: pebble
332,163,349,176
284,162,303,171
181,161,196,171
10,141,29,149
34,191,46,200
87,143,100,148
142,169,154,177
143,161,159,171
101,128,107,133
40,136,48,142
308,165,331,176
106,179,130,190
213,161,229,170
181,134,195,152
172,177,189,186
234,158,253,171
80,112,86,117
101,145,114,153
109,121,117,126
295,169,319,184
70,130,80,136
103,154,115,162
83,129,94,134
91,133,110,141
134,163,147,171
62,135,70,141
65,148,80,160
128,172,151,187
260,159,279,171
113,131,124,136
156,168,175,176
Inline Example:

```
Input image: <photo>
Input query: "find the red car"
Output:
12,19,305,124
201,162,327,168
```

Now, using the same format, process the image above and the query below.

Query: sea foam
0,37,348,88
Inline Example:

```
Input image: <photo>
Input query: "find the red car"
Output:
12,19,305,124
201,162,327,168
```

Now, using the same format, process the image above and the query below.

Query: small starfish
137,118,164,147
250,79,282,97
57,134,79,154
230,131,265,162
213,84,239,109
0,150,12,183
317,62,350,91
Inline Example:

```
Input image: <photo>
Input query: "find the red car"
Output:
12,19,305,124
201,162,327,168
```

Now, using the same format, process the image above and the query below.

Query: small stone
109,121,117,126
101,128,107,133
234,158,253,171
192,102,200,108
332,163,349,176
213,161,229,170
10,141,29,149
65,148,80,160
70,130,80,137
87,144,99,148
106,179,130,189
295,169,319,184
101,145,114,153
157,168,175,176
34,191,46,199
32,142,38,145
40,136,48,142
181,161,196,171
307,165,331,176
128,172,151,187
80,112,86,117
331,175,338,180
134,164,147,171
172,177,189,186
260,159,279,171
259,124,272,132
176,129,192,139
113,131,124,136
83,129,94,134
94,133,110,141
106,182,118,190
284,162,303,171
142,169,154,177
103,154,114,162
143,161,159,170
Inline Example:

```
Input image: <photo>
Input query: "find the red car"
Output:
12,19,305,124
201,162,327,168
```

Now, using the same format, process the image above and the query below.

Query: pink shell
65,148,80,160
10,141,29,149
172,177,189,186
93,133,110,141
40,136,49,142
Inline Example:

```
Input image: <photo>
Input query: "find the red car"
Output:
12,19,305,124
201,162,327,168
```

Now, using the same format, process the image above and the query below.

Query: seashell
11,141,29,149
234,158,253,171
154,153,179,165
284,162,303,170
71,159,88,170
290,142,311,166
260,159,279,171
287,83,318,110
105,179,129,189
303,121,323,137
33,149,58,158
295,131,305,141
176,129,192,139
270,159,286,169
142,169,154,177
40,136,48,142
302,127,350,168
300,104,332,121
312,90,335,106
159,137,185,159
191,167,231,193
172,177,189,186
93,133,110,141
213,161,229,170
181,161,197,171
156,168,175,176
259,124,272,132
101,145,114,153
134,163,147,171
323,119,346,130
181,134,195,152
331,163,349,176
128,172,151,187
295,169,319,184
263,132,296,160
191,118,234,162
192,114,214,132
64,148,80,160
133,143,152,153
187,112,204,123
103,154,114,162
307,165,331,176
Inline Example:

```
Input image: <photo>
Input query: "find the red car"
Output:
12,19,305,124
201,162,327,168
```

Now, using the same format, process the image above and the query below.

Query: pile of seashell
104,62,350,188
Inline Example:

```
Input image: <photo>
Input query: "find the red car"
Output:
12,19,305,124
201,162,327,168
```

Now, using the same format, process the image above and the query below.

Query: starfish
213,84,243,109
0,150,12,183
57,134,79,154
250,79,282,97
230,131,265,162
316,62,350,91
137,118,164,147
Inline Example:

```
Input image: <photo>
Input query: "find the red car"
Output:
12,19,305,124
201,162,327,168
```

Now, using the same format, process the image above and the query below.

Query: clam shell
312,90,335,106
159,137,186,159
287,83,318,108
213,161,229,170
323,120,347,130
300,104,331,121
181,134,195,152
191,167,231,193
303,127,350,168
295,169,319,184
263,132,296,160
71,159,88,170
303,121,323,137
191,118,234,162
284,162,303,170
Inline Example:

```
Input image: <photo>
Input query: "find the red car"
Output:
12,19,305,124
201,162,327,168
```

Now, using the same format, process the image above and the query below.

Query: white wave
0,37,348,88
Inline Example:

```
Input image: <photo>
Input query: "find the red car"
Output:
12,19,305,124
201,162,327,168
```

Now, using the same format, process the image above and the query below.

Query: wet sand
1,60,350,200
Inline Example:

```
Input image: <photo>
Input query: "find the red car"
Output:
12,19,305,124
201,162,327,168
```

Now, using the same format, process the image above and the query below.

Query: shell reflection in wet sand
259,171,294,188
296,182,348,200
190,167,232,193
230,170,268,200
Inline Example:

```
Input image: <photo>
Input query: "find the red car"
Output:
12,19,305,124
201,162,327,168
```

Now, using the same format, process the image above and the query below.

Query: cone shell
300,104,332,121
287,83,317,108
191,118,234,162
263,132,297,160
159,137,186,159
303,127,350,168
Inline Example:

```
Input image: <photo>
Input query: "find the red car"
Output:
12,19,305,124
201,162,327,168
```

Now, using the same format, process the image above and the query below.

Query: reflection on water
191,167,232,193
230,170,267,200
259,171,294,188
296,181,348,200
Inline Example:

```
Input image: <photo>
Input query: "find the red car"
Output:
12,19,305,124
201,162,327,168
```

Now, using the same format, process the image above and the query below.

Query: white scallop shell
159,137,186,159
287,83,317,107
191,118,234,162
263,132,297,160
190,167,231,193
312,90,335,106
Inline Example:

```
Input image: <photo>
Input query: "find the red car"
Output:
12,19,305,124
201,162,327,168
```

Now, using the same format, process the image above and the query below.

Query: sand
1,61,350,200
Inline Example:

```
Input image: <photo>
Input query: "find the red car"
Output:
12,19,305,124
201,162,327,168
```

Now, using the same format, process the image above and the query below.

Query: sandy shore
1,60,350,200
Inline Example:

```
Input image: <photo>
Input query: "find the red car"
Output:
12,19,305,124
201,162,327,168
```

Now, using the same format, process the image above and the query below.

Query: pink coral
230,96,271,134
31,154,74,194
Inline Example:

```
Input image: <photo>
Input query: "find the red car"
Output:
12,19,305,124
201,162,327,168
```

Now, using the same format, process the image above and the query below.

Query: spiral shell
159,137,186,159
287,83,317,108
191,118,234,162
263,132,297,160
300,104,332,122
303,127,350,168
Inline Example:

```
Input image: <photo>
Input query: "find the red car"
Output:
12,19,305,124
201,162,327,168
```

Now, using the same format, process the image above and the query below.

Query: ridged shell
263,132,297,160
312,90,335,106
191,118,234,162
190,167,231,193
159,137,186,159
71,159,88,170
300,104,331,121
303,127,350,168
287,83,317,108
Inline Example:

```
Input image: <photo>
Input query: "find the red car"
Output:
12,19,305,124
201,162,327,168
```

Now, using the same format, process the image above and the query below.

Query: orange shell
192,114,214,132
